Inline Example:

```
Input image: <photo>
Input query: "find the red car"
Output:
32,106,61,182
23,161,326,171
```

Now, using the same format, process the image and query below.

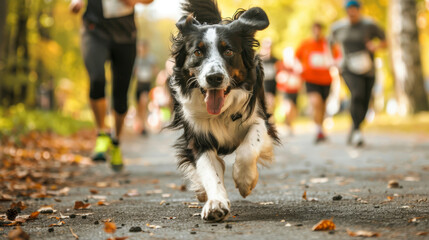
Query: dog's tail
181,0,222,24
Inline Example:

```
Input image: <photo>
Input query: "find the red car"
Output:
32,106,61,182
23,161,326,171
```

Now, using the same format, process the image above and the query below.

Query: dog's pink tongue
205,89,225,115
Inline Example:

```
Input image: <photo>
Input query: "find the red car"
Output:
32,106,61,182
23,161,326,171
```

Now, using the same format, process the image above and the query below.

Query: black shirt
83,0,137,44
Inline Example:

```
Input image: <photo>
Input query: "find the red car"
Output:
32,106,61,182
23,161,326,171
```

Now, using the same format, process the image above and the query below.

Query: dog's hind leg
233,117,273,198
196,151,230,222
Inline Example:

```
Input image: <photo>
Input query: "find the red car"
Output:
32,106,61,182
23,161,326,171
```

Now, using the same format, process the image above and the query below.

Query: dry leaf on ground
146,223,162,229
106,237,128,240
416,232,429,236
123,189,140,197
387,180,400,189
69,227,79,239
302,191,307,201
104,222,117,234
74,201,91,210
97,200,109,206
8,226,29,240
38,205,57,213
347,229,380,237
49,220,66,227
28,211,40,220
312,219,336,231
10,201,27,211
90,189,99,194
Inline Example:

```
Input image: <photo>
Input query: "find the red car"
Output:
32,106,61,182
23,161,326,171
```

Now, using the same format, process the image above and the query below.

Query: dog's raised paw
201,199,230,222
233,163,259,198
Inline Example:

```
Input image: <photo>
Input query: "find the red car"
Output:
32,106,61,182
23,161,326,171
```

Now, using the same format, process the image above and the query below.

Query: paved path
3,128,429,239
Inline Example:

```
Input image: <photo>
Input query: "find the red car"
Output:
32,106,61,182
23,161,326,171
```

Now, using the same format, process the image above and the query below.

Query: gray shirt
135,55,157,83
330,17,385,76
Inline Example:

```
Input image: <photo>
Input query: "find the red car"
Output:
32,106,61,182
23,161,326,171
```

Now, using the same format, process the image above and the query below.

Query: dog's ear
230,7,269,35
176,14,201,34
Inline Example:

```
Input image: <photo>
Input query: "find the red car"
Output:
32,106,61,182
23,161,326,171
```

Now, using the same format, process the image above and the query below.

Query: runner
330,0,387,147
295,22,340,143
69,0,154,171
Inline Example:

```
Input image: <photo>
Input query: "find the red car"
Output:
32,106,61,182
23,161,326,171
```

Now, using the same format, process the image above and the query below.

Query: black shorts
264,79,277,95
283,92,298,105
305,82,331,101
136,82,151,100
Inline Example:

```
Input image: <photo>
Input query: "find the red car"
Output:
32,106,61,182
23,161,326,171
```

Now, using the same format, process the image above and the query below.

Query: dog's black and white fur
168,0,279,222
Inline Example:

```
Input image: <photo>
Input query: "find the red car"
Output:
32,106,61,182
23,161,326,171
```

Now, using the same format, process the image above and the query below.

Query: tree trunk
0,0,6,56
389,0,429,114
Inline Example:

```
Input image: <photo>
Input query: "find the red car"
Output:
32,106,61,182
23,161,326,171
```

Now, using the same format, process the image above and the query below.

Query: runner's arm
69,0,84,14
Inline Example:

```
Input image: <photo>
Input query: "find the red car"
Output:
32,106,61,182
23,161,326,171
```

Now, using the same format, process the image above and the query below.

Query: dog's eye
194,50,203,57
224,49,234,57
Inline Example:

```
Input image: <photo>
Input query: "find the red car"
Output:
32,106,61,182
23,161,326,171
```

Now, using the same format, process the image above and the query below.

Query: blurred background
0,0,428,136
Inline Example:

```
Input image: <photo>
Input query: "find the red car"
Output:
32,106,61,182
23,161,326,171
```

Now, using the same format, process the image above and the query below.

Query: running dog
168,0,279,222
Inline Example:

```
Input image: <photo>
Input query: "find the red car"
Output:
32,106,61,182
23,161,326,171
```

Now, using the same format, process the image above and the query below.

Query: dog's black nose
206,73,224,87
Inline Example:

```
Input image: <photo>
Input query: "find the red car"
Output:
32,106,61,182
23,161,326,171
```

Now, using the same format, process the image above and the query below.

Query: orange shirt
276,61,301,94
295,38,339,86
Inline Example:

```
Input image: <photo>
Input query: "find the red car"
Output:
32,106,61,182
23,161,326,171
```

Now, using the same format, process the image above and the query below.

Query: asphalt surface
2,127,429,239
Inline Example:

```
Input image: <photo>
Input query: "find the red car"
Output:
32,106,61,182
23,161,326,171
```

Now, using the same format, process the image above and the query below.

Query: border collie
168,0,279,222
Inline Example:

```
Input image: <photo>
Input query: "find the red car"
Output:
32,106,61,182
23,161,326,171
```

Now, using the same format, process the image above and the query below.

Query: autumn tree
389,0,429,114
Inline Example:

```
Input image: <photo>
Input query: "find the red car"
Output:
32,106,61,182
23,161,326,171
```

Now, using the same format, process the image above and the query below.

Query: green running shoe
92,134,111,162
110,144,124,172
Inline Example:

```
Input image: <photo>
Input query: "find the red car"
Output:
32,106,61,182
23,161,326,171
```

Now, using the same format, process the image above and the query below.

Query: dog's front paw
233,162,259,198
201,199,230,222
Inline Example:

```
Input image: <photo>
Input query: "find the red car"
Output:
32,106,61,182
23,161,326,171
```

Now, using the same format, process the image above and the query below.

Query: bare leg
285,100,297,131
136,92,149,132
197,151,230,222
90,98,107,132
308,92,325,129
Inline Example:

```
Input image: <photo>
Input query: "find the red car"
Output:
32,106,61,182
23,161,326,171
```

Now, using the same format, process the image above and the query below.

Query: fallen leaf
167,183,187,191
302,191,307,201
146,223,162,229
69,227,79,239
387,196,394,201
416,232,429,236
10,201,27,211
90,189,99,194
106,237,129,240
162,193,171,198
159,200,166,205
123,189,140,197
38,205,57,213
28,211,40,220
347,229,380,237
404,176,419,182
312,219,336,231
104,222,117,234
387,180,400,189
49,220,66,227
97,200,109,206
310,177,328,184
145,189,163,195
8,226,29,240
88,195,107,200
0,193,13,201
74,201,91,210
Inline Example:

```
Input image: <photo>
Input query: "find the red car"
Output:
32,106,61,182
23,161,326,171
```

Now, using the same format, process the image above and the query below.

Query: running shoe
110,144,124,172
315,132,327,144
92,133,111,162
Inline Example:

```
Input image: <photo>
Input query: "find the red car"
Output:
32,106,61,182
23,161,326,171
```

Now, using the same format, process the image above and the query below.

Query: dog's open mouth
201,86,231,115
